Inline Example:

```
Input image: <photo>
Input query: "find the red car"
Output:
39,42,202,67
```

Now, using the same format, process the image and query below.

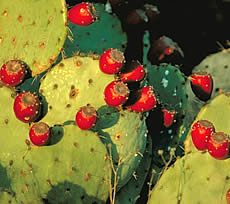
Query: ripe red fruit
191,120,215,151
104,81,129,106
207,132,229,160
120,61,145,82
29,122,50,146
13,91,41,123
99,48,125,74
127,86,157,112
162,109,176,128
0,60,26,87
226,188,230,204
75,105,97,130
190,71,213,101
68,2,97,26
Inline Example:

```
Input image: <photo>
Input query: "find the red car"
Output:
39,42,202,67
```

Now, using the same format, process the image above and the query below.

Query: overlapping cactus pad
148,92,230,204
148,152,230,204
147,63,187,113
0,85,111,203
63,3,127,57
0,0,67,76
39,54,115,126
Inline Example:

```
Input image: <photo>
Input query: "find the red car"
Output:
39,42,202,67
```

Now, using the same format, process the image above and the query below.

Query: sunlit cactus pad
39,54,115,126
148,151,230,204
0,0,67,76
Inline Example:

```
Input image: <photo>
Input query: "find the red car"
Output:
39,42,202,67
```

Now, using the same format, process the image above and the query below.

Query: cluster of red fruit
0,60,49,146
75,47,157,131
191,120,230,160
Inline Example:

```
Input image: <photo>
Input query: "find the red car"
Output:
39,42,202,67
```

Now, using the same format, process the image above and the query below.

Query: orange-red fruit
29,122,50,146
190,71,213,101
120,61,145,82
0,60,26,86
75,105,97,130
127,86,157,112
104,81,129,106
162,109,176,128
226,188,230,204
13,91,41,123
99,48,125,74
207,132,229,160
68,2,97,26
191,120,215,151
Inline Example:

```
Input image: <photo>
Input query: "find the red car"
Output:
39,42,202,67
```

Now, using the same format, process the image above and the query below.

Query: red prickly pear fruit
68,2,97,26
191,120,215,151
0,60,26,87
162,109,176,128
13,91,41,123
75,105,97,130
127,86,157,112
99,48,125,74
207,132,230,160
226,188,230,204
189,71,213,101
29,122,50,146
104,81,130,107
120,61,145,82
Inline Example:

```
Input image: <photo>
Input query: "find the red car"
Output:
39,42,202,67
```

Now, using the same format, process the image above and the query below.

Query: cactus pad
0,0,67,76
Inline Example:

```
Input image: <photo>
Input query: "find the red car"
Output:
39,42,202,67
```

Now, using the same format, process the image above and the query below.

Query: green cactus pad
148,92,230,203
146,64,188,167
147,63,187,113
0,0,67,76
115,135,152,204
24,124,110,203
185,92,230,154
63,3,127,58
148,151,230,204
39,55,114,126
0,86,43,203
95,107,147,189
0,191,17,204
0,86,29,160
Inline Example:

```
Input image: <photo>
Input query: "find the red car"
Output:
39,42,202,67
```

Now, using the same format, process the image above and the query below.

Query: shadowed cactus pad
63,3,127,57
94,106,147,190
0,0,67,76
115,135,152,204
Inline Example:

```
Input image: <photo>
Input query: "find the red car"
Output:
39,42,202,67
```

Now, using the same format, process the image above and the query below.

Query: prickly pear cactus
148,152,230,204
25,124,111,203
0,0,67,76
147,63,187,113
0,86,43,203
115,135,152,204
94,106,147,190
184,49,230,133
39,54,148,190
39,54,114,126
0,85,111,203
148,92,230,204
146,63,188,167
62,3,127,58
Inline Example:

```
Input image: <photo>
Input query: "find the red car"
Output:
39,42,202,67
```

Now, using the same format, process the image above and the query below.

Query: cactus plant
61,3,127,59
148,92,230,204
0,0,68,76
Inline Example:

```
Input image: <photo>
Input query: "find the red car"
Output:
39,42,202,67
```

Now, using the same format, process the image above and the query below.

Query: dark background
66,0,230,76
